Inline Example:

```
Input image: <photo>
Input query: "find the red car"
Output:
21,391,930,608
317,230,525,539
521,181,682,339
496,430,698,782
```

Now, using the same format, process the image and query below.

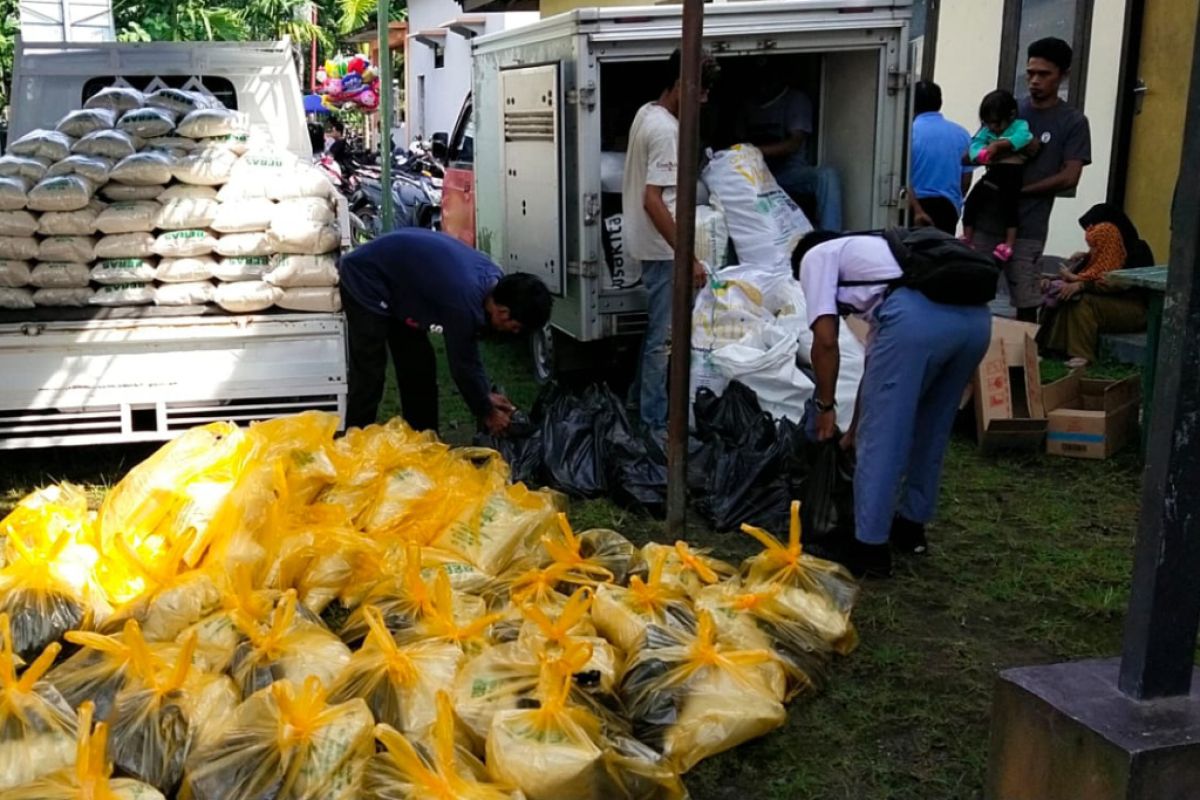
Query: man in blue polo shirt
908,81,973,235
339,228,552,435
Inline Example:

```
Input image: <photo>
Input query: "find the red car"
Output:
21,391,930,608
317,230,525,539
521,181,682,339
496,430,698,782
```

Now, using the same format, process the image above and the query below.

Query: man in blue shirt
339,228,552,435
909,81,973,235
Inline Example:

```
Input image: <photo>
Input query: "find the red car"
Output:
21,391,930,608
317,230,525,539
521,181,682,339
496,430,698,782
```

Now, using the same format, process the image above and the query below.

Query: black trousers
962,163,1023,231
916,195,961,235
341,286,439,433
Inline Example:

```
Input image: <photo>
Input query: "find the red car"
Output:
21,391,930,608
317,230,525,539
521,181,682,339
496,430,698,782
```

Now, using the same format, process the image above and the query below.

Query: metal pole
1117,7,1200,700
378,2,395,231
665,0,704,538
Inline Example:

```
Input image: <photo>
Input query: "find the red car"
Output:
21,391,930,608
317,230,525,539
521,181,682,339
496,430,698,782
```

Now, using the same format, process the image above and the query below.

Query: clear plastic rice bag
84,86,147,114
591,549,696,653
541,514,639,588
227,590,351,697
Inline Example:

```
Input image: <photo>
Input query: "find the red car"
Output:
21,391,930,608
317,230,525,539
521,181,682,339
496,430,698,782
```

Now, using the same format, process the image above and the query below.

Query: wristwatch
814,398,836,413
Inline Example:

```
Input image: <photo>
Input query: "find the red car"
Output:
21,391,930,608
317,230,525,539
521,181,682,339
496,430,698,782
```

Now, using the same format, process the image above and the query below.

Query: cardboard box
1043,373,1141,459
972,319,1047,452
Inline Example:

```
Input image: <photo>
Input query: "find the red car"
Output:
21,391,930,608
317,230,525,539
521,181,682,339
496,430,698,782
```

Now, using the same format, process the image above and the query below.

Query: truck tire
531,325,557,385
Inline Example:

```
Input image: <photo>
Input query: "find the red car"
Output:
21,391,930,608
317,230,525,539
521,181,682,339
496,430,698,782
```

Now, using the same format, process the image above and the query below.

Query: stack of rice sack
0,412,860,799
0,86,340,315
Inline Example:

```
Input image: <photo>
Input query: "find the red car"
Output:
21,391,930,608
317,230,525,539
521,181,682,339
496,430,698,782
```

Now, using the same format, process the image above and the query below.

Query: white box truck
1,38,348,449
441,0,912,379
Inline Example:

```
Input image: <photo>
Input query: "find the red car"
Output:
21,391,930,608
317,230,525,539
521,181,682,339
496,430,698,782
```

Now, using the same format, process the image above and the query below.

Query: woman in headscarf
1036,203,1155,368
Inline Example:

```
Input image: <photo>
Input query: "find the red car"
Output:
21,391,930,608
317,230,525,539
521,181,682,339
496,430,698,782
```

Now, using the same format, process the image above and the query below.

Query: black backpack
840,227,1000,306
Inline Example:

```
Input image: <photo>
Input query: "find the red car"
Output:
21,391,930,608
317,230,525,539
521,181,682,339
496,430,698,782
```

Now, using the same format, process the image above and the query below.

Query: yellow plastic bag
518,588,623,694
592,550,696,653
435,483,557,577
228,590,350,696
0,701,166,800
363,692,523,800
637,542,735,598
0,614,77,791
618,612,786,773
100,535,221,642
0,483,93,568
178,566,283,674
739,501,859,655
541,515,638,587
328,605,464,740
318,421,437,525
180,677,374,800
250,411,343,506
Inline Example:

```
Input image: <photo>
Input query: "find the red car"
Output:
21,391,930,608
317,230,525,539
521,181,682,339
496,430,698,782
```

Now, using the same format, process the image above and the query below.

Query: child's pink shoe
993,243,1013,262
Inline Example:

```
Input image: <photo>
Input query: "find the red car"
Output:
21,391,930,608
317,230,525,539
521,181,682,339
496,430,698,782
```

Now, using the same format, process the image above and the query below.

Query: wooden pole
665,0,704,538
378,2,395,231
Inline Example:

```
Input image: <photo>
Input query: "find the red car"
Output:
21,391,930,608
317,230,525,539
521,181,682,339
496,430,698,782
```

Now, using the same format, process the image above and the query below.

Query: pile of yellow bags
0,412,860,799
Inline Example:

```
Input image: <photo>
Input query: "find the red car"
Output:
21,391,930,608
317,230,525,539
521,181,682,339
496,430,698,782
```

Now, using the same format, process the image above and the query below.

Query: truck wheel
531,325,556,385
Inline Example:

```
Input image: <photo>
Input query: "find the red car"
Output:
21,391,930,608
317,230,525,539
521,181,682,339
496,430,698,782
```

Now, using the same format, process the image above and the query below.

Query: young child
960,90,1033,261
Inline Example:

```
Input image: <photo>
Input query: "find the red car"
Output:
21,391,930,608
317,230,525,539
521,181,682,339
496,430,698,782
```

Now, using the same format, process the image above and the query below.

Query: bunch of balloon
317,54,382,112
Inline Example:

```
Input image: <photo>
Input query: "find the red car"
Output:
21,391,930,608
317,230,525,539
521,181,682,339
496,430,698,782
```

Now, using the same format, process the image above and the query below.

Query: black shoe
807,537,893,580
891,517,928,556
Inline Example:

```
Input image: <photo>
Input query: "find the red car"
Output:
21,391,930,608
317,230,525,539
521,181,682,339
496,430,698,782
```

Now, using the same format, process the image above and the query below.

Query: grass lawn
1,337,1189,800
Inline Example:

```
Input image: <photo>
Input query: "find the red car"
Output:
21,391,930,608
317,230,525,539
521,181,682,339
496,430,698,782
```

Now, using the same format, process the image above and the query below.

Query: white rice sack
264,254,338,288
34,287,93,306
177,109,244,139
213,255,269,281
0,177,29,211
0,211,39,237
96,201,160,234
56,108,116,138
267,220,339,255
38,236,96,263
153,229,217,258
277,286,341,313
73,129,139,160
0,155,50,182
9,129,74,162
211,198,275,233
0,287,35,309
172,147,238,186
96,232,156,259
144,136,199,155
147,88,216,115
47,154,112,184
272,197,334,226
110,151,174,186
267,165,335,201
215,232,272,258
85,86,146,114
117,107,176,139
229,149,299,183
90,283,155,306
203,131,254,156
216,178,271,202
214,280,281,313
156,256,216,283
155,280,214,306
31,262,91,288
28,175,94,212
158,184,217,201
91,258,157,285
156,197,218,230
0,261,32,288
0,237,39,260
101,183,164,202
39,201,105,235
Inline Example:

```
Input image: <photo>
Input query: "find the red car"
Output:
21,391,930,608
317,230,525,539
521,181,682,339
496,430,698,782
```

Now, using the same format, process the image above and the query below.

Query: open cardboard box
972,319,1047,452
1043,372,1141,459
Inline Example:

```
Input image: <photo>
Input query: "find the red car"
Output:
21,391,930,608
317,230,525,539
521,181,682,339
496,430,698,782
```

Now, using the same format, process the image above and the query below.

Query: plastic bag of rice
90,282,155,306
39,201,106,236
267,221,339,255
157,197,219,230
47,154,113,184
264,254,338,288
172,147,238,186
216,179,271,203
38,235,96,263
117,107,177,139
203,131,254,156
147,88,216,115
0,211,40,238
276,287,341,313
211,198,275,233
110,152,174,186
158,184,218,201
9,129,74,161
96,201,160,234
0,237,39,260
91,258,157,285
85,86,146,114
153,229,217,258
214,280,281,313
0,287,35,309
0,177,29,211
229,149,298,183
177,109,244,139
101,183,164,202
155,280,214,306
144,136,199,155
212,255,270,282
34,286,94,306
28,175,94,212
73,129,139,160
0,260,32,288
96,232,156,259
31,262,91,288
156,256,217,282
56,108,117,138
215,232,272,258
272,197,334,226
267,165,334,201
0,155,51,182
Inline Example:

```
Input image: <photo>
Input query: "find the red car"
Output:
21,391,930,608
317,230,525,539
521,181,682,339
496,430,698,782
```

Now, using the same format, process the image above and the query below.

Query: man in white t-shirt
622,50,712,434
794,232,991,578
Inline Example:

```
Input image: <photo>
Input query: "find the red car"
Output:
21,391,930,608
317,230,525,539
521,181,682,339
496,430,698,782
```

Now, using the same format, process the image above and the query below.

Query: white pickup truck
1,38,348,449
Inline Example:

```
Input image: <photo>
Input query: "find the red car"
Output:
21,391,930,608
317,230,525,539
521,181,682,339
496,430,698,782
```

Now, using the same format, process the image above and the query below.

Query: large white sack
266,165,334,201
30,262,91,288
34,287,94,306
143,137,198,158
0,287,35,309
91,258,157,285
47,155,112,184
214,280,281,313
95,232,156,259
267,220,339,254
177,108,244,139
229,149,299,184
156,197,219,230
96,201,160,234
56,108,116,138
0,237,39,261
0,261,32,288
212,255,270,281
264,254,338,288
101,183,164,202
117,107,176,138
110,151,174,186
155,281,214,306
85,87,146,114
216,178,272,202
271,197,334,226
0,177,28,211
39,201,105,236
157,184,217,201
0,155,51,182
0,211,40,238
707,325,815,422
72,129,139,160
211,198,275,233
153,229,217,258
9,129,74,162
156,256,217,283
695,204,730,270
28,175,93,212
38,236,96,263
691,277,774,352
276,286,341,313
173,147,238,186
147,88,216,115
215,232,272,258
702,145,812,270
90,283,155,306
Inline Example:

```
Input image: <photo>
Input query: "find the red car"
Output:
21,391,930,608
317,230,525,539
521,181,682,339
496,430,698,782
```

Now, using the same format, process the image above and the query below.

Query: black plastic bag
699,411,793,532
693,381,763,441
801,439,856,545
478,410,544,485
539,383,618,498
606,422,668,517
